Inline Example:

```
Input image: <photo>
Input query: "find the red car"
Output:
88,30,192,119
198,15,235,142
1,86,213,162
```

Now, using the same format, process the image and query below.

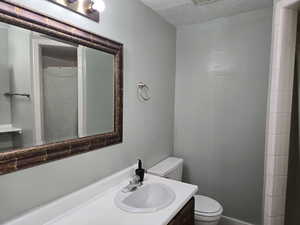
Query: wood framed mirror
0,1,123,175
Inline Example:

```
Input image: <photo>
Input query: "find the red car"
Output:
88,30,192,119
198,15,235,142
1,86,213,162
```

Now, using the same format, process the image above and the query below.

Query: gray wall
0,27,10,125
43,67,78,143
0,27,13,151
42,46,78,143
174,8,272,224
85,48,114,135
8,27,34,149
0,0,176,223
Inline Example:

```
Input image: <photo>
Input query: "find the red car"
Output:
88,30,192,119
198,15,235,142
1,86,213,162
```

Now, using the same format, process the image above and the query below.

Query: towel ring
137,82,151,101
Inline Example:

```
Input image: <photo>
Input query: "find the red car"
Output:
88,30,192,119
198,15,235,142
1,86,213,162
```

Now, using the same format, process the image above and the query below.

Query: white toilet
148,157,223,225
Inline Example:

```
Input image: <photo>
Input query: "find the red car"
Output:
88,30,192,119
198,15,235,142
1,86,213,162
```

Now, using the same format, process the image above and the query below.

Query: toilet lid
194,195,222,214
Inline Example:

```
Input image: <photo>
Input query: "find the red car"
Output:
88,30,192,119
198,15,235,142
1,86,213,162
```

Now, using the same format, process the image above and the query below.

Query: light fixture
91,0,106,13
48,0,102,22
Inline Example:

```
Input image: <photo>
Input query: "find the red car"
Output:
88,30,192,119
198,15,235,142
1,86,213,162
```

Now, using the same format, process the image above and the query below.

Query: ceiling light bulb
92,0,106,13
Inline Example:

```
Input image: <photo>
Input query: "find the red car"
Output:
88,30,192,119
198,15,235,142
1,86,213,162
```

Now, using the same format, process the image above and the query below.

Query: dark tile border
0,1,123,175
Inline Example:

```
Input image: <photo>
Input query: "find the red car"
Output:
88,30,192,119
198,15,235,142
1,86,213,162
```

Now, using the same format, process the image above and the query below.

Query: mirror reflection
0,22,114,152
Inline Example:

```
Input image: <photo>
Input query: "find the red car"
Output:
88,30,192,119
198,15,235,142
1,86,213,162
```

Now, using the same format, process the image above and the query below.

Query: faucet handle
130,175,140,185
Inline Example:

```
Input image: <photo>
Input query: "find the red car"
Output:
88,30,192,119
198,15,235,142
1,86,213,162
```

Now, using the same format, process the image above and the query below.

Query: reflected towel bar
4,92,30,98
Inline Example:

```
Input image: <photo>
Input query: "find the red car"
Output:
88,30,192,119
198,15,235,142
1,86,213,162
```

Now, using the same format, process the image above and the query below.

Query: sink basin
115,182,176,213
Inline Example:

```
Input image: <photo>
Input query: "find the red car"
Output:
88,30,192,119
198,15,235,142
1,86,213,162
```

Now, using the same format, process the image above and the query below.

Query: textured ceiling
140,0,273,26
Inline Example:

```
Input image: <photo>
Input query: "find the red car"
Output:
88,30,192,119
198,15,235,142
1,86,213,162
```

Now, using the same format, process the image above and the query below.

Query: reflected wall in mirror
0,1,123,175
0,23,114,152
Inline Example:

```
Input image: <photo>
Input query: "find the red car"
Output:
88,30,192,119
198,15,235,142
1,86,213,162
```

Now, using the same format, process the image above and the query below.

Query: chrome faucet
122,175,142,193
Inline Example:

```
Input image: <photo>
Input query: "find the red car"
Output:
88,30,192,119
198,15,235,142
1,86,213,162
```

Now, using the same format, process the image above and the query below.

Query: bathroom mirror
0,2,123,175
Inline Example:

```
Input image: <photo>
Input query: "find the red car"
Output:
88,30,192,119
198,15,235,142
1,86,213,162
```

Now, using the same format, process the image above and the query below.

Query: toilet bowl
194,195,223,225
148,157,223,225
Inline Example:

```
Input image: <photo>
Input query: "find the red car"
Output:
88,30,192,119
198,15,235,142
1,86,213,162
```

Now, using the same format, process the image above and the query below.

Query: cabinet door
167,219,179,225
167,197,195,225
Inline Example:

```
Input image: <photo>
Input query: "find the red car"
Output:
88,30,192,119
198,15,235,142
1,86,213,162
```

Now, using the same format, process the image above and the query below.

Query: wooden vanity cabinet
167,197,195,225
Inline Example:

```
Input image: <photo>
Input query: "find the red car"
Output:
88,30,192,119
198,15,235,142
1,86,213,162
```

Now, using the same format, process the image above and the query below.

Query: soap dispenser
135,159,145,182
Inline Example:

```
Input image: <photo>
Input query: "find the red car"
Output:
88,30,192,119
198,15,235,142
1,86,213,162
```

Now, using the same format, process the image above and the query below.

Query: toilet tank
148,157,183,181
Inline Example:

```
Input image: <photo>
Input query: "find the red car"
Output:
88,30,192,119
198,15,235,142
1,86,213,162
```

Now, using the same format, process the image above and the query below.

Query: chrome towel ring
137,82,151,101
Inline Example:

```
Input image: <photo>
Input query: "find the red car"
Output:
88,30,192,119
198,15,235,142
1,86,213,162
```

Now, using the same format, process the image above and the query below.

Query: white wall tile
276,70,293,91
270,91,293,113
264,5,297,225
266,154,276,175
266,175,288,196
265,175,274,196
265,195,286,216
268,134,290,156
274,156,289,176
263,215,269,225
264,215,285,225
272,8,297,91
273,195,286,216
265,196,273,216
266,155,289,176
269,113,291,135
273,175,288,196
270,69,280,92
268,113,277,134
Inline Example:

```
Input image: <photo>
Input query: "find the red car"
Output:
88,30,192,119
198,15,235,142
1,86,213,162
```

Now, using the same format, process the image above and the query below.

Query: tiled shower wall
264,2,298,225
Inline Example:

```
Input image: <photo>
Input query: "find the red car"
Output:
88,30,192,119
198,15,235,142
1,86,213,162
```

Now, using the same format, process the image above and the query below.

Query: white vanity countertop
4,166,198,225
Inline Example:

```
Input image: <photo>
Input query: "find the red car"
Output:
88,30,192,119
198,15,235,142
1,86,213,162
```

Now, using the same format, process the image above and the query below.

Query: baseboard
220,216,254,225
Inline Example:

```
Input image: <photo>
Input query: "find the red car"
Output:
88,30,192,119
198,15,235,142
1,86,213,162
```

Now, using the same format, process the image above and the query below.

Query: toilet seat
194,195,223,219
